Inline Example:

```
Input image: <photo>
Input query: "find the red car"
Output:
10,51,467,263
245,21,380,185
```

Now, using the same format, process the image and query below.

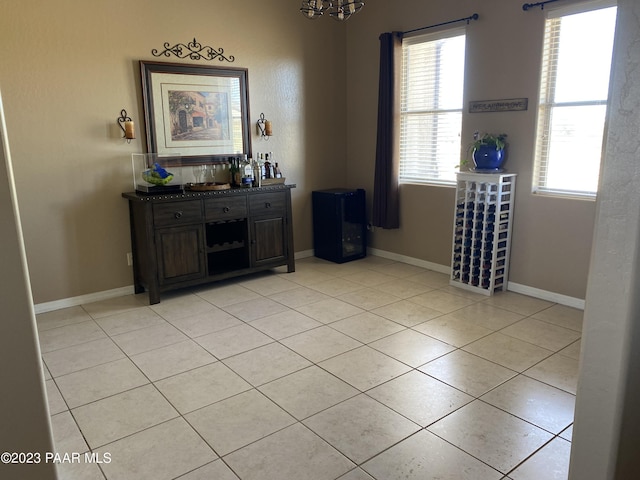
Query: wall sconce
256,113,272,140
117,109,135,143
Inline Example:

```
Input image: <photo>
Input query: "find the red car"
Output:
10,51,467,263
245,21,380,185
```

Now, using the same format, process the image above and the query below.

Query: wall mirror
140,60,251,165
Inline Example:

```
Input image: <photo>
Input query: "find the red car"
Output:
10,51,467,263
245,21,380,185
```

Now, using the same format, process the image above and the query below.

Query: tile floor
37,256,582,480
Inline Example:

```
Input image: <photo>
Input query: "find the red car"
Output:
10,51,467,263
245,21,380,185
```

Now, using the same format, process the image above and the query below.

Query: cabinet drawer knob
174,211,183,219
223,207,230,213
265,202,271,208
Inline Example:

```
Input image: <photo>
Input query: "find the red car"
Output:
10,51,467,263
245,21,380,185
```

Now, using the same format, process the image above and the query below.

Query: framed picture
140,60,252,165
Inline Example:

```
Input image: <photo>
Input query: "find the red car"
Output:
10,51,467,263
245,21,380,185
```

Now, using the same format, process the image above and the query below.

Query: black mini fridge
312,188,366,263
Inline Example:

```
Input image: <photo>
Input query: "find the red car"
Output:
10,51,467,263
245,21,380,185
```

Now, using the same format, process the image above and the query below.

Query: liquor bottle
263,153,272,179
229,156,240,187
253,158,262,187
243,158,253,187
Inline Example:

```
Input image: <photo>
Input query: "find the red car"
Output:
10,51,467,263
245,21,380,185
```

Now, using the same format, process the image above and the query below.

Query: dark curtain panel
372,31,402,229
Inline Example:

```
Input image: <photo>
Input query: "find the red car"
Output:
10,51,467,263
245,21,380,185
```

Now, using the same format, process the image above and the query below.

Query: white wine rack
450,172,516,295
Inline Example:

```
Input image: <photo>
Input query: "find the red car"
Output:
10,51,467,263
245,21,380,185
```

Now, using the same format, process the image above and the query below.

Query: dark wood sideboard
122,184,295,304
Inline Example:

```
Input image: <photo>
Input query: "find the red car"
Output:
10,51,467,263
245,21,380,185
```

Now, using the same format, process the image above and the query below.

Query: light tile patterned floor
37,256,582,480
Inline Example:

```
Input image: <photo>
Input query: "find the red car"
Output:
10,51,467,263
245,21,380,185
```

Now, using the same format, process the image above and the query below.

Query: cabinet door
155,224,205,285
250,216,287,266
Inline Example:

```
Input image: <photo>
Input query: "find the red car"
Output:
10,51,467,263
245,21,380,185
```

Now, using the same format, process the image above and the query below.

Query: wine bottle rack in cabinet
450,172,516,295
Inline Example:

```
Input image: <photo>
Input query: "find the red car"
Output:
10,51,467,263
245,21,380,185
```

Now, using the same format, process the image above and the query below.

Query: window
400,29,466,185
533,2,617,198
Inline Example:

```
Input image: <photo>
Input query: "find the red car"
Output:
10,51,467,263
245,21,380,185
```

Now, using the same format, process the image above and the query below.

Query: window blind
533,4,617,198
400,30,465,185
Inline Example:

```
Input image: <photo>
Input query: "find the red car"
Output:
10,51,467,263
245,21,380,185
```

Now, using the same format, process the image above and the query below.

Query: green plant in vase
463,131,508,171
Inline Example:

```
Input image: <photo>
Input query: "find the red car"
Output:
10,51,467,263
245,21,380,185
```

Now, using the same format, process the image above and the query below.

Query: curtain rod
522,0,560,11
403,13,479,35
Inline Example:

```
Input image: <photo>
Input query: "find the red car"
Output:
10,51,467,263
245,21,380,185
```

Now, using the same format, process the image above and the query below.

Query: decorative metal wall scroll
151,38,235,63
469,98,529,113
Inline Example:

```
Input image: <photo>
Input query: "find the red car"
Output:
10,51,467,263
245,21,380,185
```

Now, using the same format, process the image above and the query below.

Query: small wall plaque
469,98,528,113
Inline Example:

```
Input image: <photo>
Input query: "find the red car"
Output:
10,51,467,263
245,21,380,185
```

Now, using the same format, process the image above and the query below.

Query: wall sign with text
469,98,528,113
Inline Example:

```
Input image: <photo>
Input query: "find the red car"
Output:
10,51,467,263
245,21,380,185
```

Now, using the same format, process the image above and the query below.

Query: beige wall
346,0,596,299
1,0,599,304
0,0,347,304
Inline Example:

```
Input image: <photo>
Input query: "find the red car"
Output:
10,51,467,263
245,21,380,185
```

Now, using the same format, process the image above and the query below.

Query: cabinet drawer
153,201,203,227
205,196,248,222
249,192,286,215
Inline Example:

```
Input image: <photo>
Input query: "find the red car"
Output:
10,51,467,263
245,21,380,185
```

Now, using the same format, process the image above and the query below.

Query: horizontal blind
533,5,617,198
400,30,465,185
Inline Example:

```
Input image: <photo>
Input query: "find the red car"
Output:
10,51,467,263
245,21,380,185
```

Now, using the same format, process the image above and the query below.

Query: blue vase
472,145,505,171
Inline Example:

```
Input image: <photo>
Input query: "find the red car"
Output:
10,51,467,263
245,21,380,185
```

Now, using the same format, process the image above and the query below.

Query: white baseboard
367,248,450,274
34,249,585,313
35,250,315,314
507,282,585,310
369,247,585,310
34,286,135,314
35,251,316,314
295,249,314,259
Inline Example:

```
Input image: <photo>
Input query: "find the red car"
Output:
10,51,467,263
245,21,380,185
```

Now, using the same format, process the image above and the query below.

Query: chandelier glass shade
300,1,365,21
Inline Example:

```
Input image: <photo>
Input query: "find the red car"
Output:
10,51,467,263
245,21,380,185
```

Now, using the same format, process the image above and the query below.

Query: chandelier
300,1,365,21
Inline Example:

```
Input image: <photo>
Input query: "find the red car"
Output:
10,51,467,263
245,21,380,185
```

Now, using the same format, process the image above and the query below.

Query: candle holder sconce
118,109,135,143
256,113,272,140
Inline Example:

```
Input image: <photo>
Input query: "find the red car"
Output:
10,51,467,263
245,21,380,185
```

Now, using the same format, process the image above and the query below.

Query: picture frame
140,60,252,165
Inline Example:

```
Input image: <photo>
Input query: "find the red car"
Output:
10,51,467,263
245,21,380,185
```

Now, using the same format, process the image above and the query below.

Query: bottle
263,153,272,179
273,162,282,179
253,158,262,187
243,158,253,187
269,152,275,178
229,156,240,187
